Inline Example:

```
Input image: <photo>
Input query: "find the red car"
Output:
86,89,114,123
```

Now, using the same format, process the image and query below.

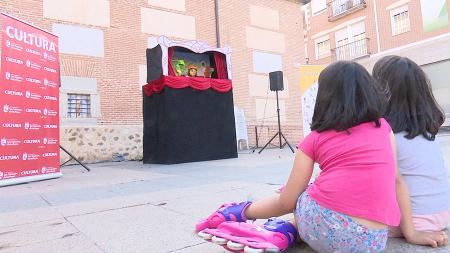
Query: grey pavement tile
142,150,295,177
40,176,176,206
66,204,199,253
0,233,104,253
55,181,259,217
176,236,317,253
184,165,291,185
0,194,50,213
0,163,170,198
0,218,77,247
286,243,317,253
182,234,450,253
161,183,280,220
167,237,450,253
170,242,229,253
40,164,289,208
0,206,64,228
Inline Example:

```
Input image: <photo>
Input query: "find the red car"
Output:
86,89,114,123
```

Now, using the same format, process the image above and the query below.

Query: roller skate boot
198,218,298,253
195,201,252,232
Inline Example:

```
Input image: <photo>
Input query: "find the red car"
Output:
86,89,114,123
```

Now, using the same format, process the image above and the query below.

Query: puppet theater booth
143,37,237,164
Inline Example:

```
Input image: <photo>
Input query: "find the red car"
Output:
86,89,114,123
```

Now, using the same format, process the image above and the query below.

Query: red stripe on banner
0,14,61,184
143,75,233,96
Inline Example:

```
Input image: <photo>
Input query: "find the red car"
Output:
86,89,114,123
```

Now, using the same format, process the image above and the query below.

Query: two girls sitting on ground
197,57,449,253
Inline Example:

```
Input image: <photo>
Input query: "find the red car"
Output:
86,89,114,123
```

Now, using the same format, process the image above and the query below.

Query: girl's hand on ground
405,230,448,247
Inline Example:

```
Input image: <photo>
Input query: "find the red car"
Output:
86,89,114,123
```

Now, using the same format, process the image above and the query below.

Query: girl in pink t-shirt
196,61,446,253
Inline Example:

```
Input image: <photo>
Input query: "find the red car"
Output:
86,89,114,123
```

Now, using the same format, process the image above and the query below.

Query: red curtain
213,52,228,79
143,75,232,96
168,47,175,76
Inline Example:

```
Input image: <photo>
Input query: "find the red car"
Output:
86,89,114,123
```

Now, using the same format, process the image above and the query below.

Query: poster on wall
420,0,449,32
0,13,61,186
234,107,249,151
299,65,326,137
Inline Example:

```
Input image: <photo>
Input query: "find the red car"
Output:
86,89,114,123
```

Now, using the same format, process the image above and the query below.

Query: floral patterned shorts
295,192,388,253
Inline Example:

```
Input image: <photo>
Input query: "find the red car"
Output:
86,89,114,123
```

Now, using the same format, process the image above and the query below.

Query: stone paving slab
67,204,197,253
0,164,171,198
0,233,104,253
0,206,64,228
0,219,78,247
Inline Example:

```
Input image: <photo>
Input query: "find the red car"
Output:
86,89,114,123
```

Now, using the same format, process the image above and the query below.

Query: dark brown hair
372,55,445,140
311,61,382,132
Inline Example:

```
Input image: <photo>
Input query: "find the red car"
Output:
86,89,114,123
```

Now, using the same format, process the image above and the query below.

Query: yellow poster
299,65,326,95
299,65,326,136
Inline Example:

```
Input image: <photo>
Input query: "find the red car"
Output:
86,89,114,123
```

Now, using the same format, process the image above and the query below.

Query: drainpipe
372,0,381,53
214,0,221,48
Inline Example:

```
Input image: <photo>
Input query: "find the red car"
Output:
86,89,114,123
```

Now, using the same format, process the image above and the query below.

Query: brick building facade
303,0,450,125
0,0,305,163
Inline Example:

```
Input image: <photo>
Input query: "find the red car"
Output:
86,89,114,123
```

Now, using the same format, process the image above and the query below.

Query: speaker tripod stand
258,89,294,154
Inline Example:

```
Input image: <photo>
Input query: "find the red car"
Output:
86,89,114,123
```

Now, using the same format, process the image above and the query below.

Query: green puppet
175,60,186,76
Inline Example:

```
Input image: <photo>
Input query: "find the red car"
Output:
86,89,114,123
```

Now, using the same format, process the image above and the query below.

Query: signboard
234,107,249,151
299,65,326,137
0,14,61,186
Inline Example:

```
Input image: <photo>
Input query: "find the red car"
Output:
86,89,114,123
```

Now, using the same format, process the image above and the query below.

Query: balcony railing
328,0,367,21
331,38,370,61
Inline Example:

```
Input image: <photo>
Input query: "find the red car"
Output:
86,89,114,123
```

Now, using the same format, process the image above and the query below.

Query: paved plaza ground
0,134,449,253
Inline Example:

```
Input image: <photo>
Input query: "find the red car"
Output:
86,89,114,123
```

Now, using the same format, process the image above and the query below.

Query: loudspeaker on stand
269,71,284,91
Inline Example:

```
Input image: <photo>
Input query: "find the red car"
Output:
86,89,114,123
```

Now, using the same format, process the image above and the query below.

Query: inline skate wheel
197,231,213,240
212,236,228,245
227,240,245,251
244,246,264,253
265,248,281,253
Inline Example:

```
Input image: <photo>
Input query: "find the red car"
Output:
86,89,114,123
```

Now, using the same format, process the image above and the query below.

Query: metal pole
372,0,381,53
255,126,259,148
59,145,90,171
276,90,282,148
214,0,221,48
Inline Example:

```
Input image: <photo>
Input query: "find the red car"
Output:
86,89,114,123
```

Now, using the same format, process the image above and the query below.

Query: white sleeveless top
395,132,450,215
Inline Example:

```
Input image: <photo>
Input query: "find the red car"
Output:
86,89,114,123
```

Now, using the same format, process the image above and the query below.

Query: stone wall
60,125,143,164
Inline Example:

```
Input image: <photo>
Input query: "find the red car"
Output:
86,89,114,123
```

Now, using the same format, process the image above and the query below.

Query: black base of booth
143,87,238,164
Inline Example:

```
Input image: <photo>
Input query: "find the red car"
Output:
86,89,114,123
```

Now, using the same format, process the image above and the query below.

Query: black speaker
269,71,284,91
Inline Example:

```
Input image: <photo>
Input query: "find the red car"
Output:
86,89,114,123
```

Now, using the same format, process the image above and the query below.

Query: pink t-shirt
298,118,401,226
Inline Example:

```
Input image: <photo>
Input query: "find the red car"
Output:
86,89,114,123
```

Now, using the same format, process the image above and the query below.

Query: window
315,36,330,59
335,28,349,60
352,32,367,57
332,0,351,16
311,0,327,15
391,5,410,35
353,32,366,42
334,22,368,60
329,0,366,21
60,77,99,126
68,94,91,118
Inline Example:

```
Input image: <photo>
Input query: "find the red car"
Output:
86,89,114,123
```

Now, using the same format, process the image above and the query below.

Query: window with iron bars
316,39,330,59
334,33,368,61
67,94,91,118
391,6,410,36
330,0,365,18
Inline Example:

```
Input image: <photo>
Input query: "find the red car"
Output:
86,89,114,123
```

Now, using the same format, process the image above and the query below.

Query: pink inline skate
198,218,298,253
195,201,253,232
